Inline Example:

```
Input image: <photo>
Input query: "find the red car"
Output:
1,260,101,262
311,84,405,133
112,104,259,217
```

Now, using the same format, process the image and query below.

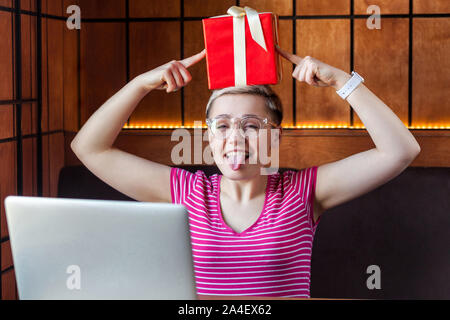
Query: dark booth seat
57,165,450,299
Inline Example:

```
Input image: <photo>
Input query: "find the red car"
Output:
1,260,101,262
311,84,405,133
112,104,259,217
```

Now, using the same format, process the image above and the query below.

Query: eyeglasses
206,115,278,140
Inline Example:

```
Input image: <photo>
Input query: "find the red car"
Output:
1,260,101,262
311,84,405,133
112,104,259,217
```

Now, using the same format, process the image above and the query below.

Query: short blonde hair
205,85,283,126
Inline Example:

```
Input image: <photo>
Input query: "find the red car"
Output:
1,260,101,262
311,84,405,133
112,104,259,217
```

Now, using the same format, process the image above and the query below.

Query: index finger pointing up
180,49,207,68
275,45,303,65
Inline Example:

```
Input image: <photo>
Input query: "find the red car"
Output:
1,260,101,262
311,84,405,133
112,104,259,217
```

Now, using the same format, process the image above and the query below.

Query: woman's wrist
131,74,156,95
332,71,352,91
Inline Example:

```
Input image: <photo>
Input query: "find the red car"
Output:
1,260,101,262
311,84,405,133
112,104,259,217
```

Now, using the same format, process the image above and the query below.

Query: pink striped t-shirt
170,166,319,298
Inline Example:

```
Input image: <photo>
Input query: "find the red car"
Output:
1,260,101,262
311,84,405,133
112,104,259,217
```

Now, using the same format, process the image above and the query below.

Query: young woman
71,47,421,298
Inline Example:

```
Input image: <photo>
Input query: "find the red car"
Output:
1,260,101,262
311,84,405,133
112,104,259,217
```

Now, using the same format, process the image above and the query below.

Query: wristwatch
336,71,364,100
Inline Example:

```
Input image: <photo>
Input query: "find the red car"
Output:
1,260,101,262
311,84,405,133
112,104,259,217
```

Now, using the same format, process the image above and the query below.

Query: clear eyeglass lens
212,118,262,139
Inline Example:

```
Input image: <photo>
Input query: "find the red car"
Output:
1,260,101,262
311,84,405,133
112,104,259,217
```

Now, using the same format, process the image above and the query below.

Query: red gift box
202,7,282,90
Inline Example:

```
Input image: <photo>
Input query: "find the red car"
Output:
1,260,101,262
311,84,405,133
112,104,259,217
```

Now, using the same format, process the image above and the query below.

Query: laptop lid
4,196,197,300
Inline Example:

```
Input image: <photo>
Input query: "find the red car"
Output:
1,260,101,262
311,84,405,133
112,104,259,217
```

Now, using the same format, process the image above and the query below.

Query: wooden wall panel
1,241,15,299
41,17,48,132
297,0,349,15
0,105,14,139
414,0,450,14
80,22,126,124
38,133,65,198
44,0,63,16
240,0,293,16
0,0,12,7
21,14,32,99
354,0,409,14
77,0,125,18
273,19,294,127
19,12,37,100
412,18,450,127
42,134,50,197
63,19,79,132
65,131,450,169
184,0,234,17
21,103,38,135
1,269,17,300
184,20,209,126
49,133,65,197
296,19,350,125
0,141,16,239
21,0,37,11
1,240,13,271
354,18,409,127
129,21,181,126
22,137,38,196
0,11,13,100
47,19,64,132
129,0,179,18
30,15,37,99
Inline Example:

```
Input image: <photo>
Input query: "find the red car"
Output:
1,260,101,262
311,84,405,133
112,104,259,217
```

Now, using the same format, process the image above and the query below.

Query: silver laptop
4,196,197,300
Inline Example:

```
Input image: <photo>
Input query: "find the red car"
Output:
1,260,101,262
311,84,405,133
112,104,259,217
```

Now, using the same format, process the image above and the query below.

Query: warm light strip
122,124,450,130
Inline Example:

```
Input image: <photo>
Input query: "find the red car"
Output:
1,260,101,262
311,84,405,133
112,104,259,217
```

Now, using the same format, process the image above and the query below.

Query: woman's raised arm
70,49,206,203
276,45,421,222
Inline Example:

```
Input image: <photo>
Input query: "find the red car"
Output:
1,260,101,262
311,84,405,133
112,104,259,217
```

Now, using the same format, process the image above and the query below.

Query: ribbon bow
227,6,268,86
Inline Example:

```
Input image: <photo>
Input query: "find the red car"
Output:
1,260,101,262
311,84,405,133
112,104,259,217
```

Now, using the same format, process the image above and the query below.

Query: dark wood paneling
296,19,350,125
0,11,13,100
30,15,37,99
63,20,79,132
183,20,208,126
21,103,38,135
0,105,14,139
354,0,409,14
21,13,32,99
47,18,64,131
19,12,37,100
297,0,349,15
42,134,50,196
1,240,13,272
41,17,49,131
413,0,450,14
65,131,450,169
80,22,126,124
49,133,65,197
184,0,234,17
273,19,294,127
412,18,450,127
77,0,125,19
44,0,63,16
22,137,37,196
129,0,179,18
0,141,16,238
41,133,65,197
129,21,181,126
21,0,36,11
354,18,409,127
0,0,12,7
1,269,17,300
240,0,293,16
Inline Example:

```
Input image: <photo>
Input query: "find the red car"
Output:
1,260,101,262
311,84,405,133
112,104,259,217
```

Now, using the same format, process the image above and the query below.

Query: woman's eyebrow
215,114,232,119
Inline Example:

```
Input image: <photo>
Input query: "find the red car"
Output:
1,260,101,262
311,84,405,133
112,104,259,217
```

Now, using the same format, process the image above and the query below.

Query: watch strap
336,71,364,100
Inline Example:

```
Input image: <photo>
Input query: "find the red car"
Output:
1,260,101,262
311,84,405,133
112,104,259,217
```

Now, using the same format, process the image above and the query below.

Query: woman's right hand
136,49,206,93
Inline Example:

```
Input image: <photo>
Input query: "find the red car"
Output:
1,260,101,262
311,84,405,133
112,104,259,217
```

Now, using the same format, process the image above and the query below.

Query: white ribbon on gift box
227,6,268,87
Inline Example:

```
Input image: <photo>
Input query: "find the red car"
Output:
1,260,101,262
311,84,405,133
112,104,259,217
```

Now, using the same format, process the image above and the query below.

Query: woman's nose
227,123,245,141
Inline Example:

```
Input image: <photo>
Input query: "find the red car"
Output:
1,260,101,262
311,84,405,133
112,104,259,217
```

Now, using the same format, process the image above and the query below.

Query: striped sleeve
170,167,198,205
291,166,319,230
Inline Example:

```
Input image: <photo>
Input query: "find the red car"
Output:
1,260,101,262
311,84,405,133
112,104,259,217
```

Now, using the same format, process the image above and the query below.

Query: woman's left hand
275,45,351,90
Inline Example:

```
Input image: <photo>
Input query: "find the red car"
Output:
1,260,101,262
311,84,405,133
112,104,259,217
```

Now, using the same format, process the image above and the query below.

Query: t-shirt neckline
216,174,271,236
